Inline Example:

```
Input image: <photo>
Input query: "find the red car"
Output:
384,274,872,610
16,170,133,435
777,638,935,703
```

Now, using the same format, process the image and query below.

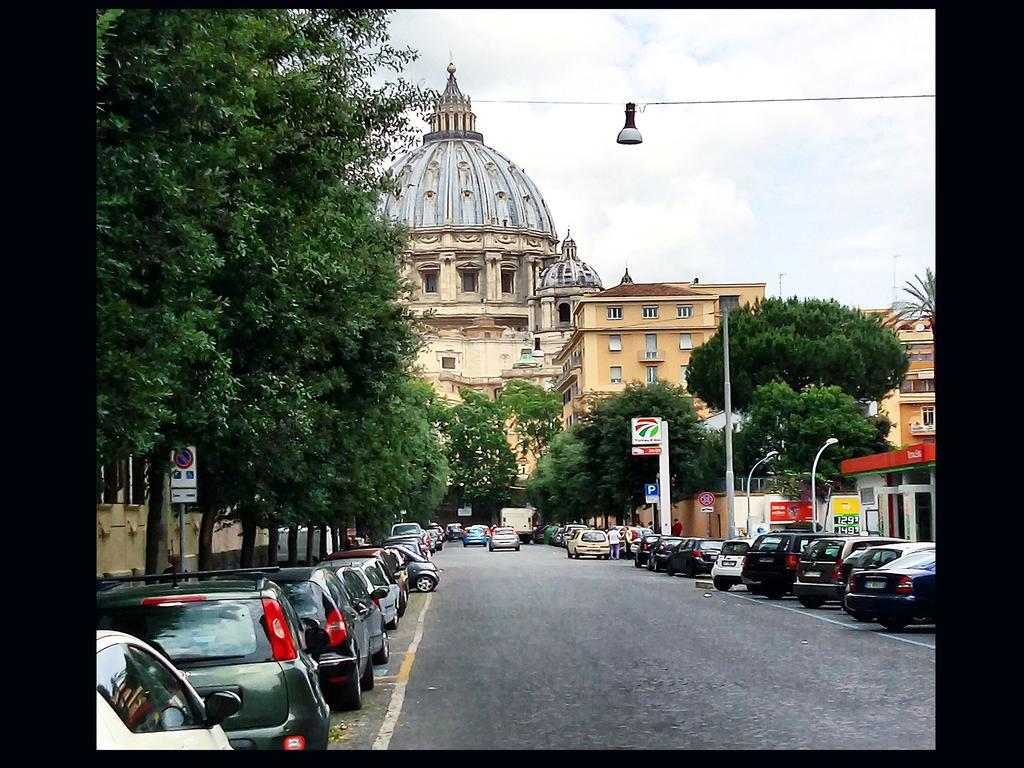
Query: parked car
96,569,332,750
388,544,441,592
841,542,935,618
97,629,239,750
551,527,568,547
383,534,431,559
329,566,391,665
390,522,424,539
271,567,375,710
560,524,589,548
622,526,651,558
633,534,662,568
446,523,464,541
322,547,408,618
532,524,551,544
567,529,610,559
648,536,686,572
424,528,444,553
490,526,521,552
668,538,725,576
845,549,936,631
741,531,840,599
793,536,907,608
710,538,756,590
335,560,400,631
462,525,491,547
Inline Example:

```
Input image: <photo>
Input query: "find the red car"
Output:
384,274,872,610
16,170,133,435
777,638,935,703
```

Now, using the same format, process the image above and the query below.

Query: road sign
644,483,659,504
700,506,714,515
171,447,198,491
457,505,472,517
631,417,662,446
697,491,715,508
631,446,662,456
171,488,198,504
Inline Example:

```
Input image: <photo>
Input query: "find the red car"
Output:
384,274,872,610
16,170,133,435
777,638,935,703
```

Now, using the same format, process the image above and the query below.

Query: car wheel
667,564,675,576
766,590,785,600
879,618,909,632
386,613,399,631
686,560,696,577
415,575,437,593
797,596,826,609
713,577,732,591
360,651,375,691
516,547,521,552
747,586,763,596
332,661,363,711
634,558,642,569
849,611,875,623
567,550,572,559
574,553,580,559
372,631,390,665
397,594,407,618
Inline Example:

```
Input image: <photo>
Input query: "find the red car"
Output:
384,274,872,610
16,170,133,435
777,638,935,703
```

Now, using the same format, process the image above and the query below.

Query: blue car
845,549,935,631
462,526,491,547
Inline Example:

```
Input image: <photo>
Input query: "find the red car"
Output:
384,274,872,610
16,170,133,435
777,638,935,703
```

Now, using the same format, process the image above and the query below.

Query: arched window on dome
558,303,571,324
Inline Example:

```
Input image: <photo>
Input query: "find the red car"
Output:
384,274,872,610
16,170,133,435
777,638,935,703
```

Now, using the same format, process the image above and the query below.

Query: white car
489,526,521,551
711,538,757,591
96,630,239,750
341,560,401,630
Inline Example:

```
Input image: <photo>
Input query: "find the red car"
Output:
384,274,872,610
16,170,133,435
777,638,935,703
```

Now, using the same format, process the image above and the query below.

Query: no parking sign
170,445,198,503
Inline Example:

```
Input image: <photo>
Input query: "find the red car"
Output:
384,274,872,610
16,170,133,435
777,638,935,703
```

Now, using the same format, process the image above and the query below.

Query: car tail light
693,549,702,558
282,735,306,750
785,554,800,569
832,559,844,581
142,595,206,606
895,576,914,594
848,574,857,590
325,608,348,646
261,598,298,661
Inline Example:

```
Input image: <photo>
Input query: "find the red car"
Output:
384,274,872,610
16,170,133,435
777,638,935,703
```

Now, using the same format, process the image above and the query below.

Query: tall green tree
496,379,563,460
687,298,909,412
528,428,591,523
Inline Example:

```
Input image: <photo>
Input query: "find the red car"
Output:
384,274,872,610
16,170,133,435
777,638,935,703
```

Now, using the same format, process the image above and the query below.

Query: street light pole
723,308,736,540
746,450,779,536
810,438,838,531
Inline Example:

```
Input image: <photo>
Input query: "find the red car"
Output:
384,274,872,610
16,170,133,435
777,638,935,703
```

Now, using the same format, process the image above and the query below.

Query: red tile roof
590,283,710,298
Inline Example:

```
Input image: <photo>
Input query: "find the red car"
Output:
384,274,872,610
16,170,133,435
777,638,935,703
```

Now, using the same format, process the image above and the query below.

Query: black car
633,534,662,568
532,524,550,544
648,536,685,572
845,549,936,631
272,567,375,711
668,538,724,576
383,535,431,559
741,532,840,598
793,536,905,608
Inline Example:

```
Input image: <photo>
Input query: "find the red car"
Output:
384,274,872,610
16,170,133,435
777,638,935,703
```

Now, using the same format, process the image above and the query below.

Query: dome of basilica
538,233,603,290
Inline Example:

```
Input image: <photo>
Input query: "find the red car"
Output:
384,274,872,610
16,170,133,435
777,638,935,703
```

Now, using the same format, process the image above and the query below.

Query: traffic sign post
170,446,198,573
645,483,659,505
658,421,671,535
630,417,672,534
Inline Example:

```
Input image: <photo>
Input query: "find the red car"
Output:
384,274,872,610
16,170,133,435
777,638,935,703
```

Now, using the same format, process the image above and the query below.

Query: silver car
489,526,521,552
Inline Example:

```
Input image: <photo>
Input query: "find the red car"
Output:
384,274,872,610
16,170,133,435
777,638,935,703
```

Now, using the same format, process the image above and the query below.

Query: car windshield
97,599,266,664
392,524,422,536
882,549,935,571
804,539,845,561
581,532,606,542
721,541,750,555
751,535,787,552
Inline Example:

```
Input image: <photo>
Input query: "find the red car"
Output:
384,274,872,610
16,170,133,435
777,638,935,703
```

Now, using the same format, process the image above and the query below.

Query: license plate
707,554,718,560
865,580,887,590
721,559,735,567
804,571,820,578
760,557,774,563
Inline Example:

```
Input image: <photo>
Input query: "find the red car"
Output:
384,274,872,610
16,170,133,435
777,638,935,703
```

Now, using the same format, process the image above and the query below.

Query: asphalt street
384,541,935,750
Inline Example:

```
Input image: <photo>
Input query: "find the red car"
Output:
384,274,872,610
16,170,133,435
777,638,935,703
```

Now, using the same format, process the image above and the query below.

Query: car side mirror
371,586,389,600
204,690,242,726
304,626,331,654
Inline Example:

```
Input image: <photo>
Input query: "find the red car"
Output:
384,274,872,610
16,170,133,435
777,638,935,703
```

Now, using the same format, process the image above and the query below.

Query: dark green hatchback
96,574,331,750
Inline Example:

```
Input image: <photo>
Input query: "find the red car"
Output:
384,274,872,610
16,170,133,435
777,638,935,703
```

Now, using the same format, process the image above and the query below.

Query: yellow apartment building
552,272,766,424
866,309,935,447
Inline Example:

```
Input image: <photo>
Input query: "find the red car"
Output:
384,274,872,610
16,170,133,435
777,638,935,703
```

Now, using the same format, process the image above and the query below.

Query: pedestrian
607,526,621,560
159,554,180,584
671,518,683,537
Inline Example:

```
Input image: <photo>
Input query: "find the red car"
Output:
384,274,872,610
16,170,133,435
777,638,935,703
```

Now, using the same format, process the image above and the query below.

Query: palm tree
892,267,935,334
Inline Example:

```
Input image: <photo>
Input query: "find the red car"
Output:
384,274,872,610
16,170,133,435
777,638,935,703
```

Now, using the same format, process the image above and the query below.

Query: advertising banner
770,501,813,523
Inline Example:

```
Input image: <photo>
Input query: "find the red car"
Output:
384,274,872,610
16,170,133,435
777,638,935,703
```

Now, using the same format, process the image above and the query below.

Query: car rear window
392,524,421,536
280,582,327,623
581,532,606,542
340,570,371,600
97,599,270,666
721,541,750,555
751,535,788,552
495,528,515,534
363,564,389,589
804,539,844,561
699,540,724,550
883,550,935,571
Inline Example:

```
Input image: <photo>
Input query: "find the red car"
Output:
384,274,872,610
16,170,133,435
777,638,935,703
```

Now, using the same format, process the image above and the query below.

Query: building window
608,335,622,351
461,271,478,292
501,270,515,293
646,366,659,384
610,366,623,384
558,303,571,323
423,271,439,293
572,382,580,397
607,306,623,320
562,389,572,405
642,305,659,319
680,365,688,386
720,295,740,313
442,356,456,369
677,305,693,319
679,333,693,350
909,348,934,361
921,406,935,427
644,334,658,359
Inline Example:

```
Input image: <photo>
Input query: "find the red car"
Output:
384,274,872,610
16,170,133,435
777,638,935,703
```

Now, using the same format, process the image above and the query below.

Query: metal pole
658,421,671,536
178,503,187,573
723,311,736,540
810,439,837,531
746,451,778,537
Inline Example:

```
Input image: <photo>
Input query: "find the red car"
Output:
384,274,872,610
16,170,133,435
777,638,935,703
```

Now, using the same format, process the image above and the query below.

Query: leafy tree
687,298,909,412
437,389,518,517
527,428,591,523
497,380,563,460
736,382,892,500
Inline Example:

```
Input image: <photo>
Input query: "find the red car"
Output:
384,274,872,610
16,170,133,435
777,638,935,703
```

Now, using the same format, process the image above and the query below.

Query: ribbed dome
539,232,603,289
380,64,556,236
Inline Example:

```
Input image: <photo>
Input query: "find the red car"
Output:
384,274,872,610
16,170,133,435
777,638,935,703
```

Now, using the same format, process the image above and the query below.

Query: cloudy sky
383,9,935,310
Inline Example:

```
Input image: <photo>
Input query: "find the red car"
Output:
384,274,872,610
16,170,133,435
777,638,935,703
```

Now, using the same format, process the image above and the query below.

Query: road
353,542,935,749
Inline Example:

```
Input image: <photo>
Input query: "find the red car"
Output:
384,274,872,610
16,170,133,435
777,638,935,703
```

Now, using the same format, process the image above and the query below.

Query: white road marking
372,592,433,750
724,592,936,650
